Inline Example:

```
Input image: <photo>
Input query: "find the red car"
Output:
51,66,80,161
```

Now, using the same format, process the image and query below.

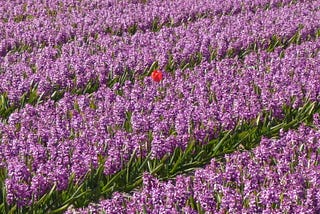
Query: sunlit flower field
0,0,319,213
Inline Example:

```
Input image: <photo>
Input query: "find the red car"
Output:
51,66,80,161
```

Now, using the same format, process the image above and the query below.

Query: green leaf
150,163,164,175
101,170,125,193
35,183,56,206
211,130,232,154
50,203,71,213
126,149,137,183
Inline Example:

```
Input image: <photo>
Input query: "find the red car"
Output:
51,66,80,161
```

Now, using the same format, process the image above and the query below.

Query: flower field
0,0,320,213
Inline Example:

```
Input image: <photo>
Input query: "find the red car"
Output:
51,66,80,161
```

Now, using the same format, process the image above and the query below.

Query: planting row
0,0,305,56
1,35,319,207
1,1,319,111
67,121,320,214
0,0,156,19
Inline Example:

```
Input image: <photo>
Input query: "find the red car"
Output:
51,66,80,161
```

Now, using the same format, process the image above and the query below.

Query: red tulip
151,70,163,82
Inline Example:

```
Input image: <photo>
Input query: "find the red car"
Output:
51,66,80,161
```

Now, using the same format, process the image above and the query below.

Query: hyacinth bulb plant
0,0,320,213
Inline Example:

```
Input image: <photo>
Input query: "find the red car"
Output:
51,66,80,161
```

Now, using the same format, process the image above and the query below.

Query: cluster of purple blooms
1,32,319,206
0,0,306,55
1,0,320,211
1,1,319,105
67,122,320,213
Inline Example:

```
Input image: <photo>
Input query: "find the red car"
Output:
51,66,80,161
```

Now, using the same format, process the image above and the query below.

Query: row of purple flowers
0,0,301,56
1,1,319,107
67,120,320,213
1,33,319,206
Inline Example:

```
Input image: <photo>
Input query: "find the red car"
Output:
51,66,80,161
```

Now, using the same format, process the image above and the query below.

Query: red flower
151,70,163,82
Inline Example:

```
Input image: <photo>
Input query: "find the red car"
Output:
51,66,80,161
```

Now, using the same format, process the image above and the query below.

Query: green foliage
2,100,317,213
1,7,320,212
13,14,34,23
128,23,138,35
151,18,161,32
2,77,319,213
0,93,14,120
